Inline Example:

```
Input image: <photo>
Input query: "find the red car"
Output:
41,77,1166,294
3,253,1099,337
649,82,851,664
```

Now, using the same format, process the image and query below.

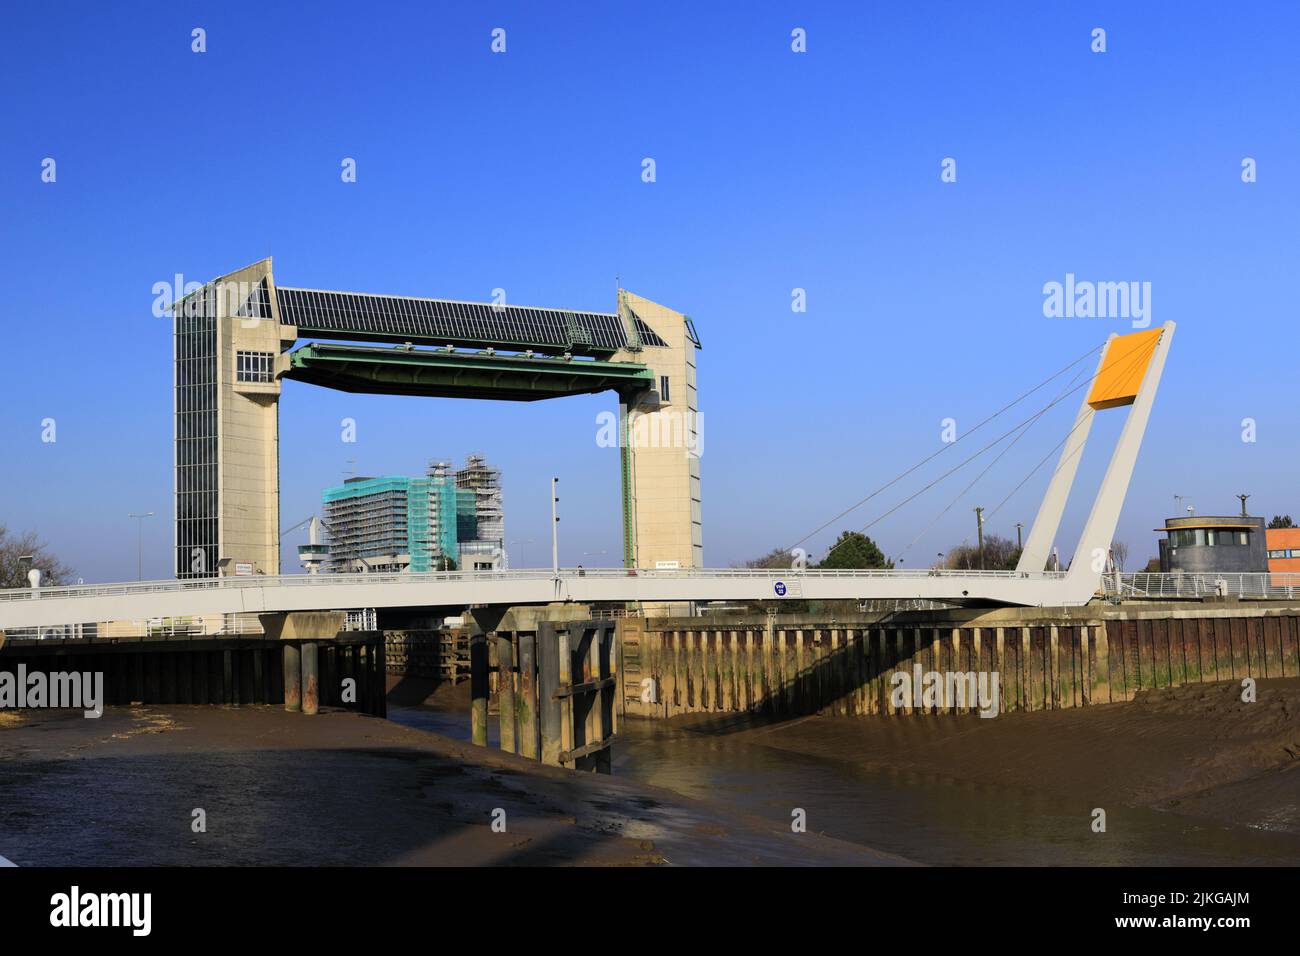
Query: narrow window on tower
660,375,671,402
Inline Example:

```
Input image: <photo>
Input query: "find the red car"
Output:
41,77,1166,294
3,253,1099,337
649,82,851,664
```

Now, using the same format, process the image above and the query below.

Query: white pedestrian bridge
0,567,1098,632
5,568,1295,635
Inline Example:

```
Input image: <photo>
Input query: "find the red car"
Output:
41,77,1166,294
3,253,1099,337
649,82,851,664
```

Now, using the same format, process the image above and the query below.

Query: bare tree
941,533,1021,571
1110,540,1129,572
738,547,796,570
0,525,75,589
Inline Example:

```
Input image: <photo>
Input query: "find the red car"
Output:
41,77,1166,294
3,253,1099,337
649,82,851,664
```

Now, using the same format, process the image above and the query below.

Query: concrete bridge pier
470,633,489,746
301,642,320,715
467,604,595,755
496,634,517,754
283,644,301,712
259,612,347,716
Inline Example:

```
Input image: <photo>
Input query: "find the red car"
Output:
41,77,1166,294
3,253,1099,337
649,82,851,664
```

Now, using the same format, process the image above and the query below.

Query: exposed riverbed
393,676,1300,865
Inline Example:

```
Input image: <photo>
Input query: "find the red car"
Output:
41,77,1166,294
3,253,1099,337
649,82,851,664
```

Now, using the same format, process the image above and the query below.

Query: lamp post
128,512,155,581
551,477,560,578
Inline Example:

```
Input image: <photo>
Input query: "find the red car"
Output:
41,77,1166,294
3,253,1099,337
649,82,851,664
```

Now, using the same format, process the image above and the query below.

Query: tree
0,525,74,589
1269,515,1294,529
941,533,1021,571
1110,540,1129,572
818,531,893,570
738,547,796,570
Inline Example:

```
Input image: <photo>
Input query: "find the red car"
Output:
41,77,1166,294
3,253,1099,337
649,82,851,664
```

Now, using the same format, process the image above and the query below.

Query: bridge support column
518,633,539,759
283,644,302,713
538,621,563,766
497,635,517,754
470,633,489,747
302,642,319,715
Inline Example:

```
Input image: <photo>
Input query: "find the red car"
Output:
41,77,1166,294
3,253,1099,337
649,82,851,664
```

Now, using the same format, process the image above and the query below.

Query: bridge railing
0,566,1072,603
1104,572,1300,600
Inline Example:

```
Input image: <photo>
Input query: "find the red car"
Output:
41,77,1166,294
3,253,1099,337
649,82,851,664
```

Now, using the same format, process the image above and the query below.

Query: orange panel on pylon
1086,328,1164,410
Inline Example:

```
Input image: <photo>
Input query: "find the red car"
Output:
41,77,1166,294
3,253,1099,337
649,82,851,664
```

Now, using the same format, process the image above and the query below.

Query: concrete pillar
497,634,517,754
470,634,489,747
539,622,562,765
518,632,539,759
283,644,302,712
301,642,319,715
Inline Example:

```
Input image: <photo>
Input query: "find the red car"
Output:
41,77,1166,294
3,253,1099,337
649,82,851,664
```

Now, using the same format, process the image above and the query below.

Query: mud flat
730,677,1300,837
0,704,909,867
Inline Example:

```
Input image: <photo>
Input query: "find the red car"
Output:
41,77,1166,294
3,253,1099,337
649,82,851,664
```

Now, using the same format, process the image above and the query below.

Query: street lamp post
128,512,155,581
550,477,560,579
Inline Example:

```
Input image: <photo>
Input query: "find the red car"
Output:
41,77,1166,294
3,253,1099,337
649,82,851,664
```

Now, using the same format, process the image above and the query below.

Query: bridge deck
0,568,1096,630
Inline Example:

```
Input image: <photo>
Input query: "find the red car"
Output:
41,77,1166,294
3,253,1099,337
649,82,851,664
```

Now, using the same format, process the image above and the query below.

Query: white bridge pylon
0,324,1174,629
1016,322,1174,582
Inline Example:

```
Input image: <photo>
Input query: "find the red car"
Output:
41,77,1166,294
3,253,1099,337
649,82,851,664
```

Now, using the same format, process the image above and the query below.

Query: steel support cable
899,365,1091,558
818,334,1161,563
783,340,1107,553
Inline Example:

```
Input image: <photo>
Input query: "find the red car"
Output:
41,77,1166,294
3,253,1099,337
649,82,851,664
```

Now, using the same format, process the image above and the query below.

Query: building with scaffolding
320,456,505,573
455,454,505,570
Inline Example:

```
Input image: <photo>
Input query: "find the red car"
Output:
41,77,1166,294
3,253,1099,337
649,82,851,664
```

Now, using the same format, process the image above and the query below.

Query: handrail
1103,572,1300,599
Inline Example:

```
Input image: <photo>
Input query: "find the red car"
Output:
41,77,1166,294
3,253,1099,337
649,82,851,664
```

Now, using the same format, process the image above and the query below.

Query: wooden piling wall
619,606,1300,718
383,629,469,683
0,634,388,717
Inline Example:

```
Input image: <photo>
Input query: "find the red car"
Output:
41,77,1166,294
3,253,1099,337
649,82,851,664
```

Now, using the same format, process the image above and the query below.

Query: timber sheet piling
617,605,1300,719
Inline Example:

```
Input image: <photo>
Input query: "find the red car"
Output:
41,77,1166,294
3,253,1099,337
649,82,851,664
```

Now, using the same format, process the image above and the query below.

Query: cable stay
899,364,1092,559
983,335,1161,525
783,340,1107,554
800,333,1162,566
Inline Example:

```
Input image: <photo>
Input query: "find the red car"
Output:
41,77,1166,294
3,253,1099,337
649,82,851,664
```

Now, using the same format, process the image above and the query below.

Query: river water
390,707,1300,866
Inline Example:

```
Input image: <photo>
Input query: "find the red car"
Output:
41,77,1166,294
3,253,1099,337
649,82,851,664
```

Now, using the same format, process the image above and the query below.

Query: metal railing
0,565,1072,603
1105,572,1300,600
3,612,266,643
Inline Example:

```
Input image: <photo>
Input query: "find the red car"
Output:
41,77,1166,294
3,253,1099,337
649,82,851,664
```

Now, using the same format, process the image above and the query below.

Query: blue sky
1,1,1296,581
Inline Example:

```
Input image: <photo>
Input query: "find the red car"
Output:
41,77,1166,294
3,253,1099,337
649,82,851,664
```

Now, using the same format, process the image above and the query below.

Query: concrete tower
174,258,292,578
613,290,703,569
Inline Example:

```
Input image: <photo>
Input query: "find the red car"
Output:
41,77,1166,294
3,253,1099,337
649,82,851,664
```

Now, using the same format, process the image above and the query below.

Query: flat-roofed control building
1157,513,1267,574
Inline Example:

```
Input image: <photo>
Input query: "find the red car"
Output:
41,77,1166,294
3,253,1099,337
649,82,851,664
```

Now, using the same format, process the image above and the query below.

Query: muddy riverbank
732,677,1300,834
604,677,1300,865
0,704,905,866
390,675,1300,864
4,676,1295,866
